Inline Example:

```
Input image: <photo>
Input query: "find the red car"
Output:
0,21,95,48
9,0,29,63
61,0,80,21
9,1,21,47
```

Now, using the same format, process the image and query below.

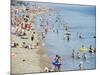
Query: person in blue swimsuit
52,55,62,72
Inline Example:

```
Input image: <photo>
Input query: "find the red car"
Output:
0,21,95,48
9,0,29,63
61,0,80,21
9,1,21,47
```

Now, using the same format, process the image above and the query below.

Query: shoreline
11,25,52,74
11,6,52,74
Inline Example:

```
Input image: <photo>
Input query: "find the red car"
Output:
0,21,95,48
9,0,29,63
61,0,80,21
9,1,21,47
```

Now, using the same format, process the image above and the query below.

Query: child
79,61,84,70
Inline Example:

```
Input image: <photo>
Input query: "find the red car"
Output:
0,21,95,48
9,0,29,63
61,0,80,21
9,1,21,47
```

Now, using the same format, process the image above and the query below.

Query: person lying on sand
22,42,39,49
22,42,33,49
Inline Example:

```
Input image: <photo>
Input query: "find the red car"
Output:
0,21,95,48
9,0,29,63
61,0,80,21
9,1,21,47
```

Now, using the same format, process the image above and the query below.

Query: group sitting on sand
12,41,40,49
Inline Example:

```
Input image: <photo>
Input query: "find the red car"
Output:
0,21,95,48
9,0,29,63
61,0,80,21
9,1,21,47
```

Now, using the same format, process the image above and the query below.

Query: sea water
35,3,96,71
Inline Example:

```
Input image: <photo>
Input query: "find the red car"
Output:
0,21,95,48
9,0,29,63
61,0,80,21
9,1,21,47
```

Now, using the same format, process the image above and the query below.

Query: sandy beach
11,34,51,74
11,25,52,74
11,4,52,74
11,1,96,74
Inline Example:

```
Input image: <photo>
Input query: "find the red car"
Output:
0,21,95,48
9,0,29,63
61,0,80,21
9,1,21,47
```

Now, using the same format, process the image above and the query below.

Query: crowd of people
11,4,50,49
11,2,96,73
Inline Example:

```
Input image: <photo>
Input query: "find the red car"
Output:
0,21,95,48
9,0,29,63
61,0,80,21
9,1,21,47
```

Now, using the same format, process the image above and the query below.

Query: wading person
45,25,48,34
56,29,59,35
52,55,62,72
82,53,87,61
79,61,84,70
72,49,75,58
67,35,70,41
79,32,83,39
76,52,81,59
89,45,93,53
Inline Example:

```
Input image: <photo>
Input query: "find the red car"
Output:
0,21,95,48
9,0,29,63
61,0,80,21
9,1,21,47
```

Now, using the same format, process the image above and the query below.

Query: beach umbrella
80,48,89,53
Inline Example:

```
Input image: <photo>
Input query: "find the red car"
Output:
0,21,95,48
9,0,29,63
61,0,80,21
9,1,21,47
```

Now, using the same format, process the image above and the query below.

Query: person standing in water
52,55,62,72
89,45,93,53
82,53,87,61
64,25,68,31
79,32,83,39
82,45,84,48
67,35,70,41
56,29,59,35
45,25,48,34
76,52,81,59
72,49,75,58
79,61,84,70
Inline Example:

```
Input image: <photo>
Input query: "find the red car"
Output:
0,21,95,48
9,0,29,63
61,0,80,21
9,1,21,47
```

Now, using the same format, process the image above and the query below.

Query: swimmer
82,45,84,48
45,25,48,34
89,45,94,53
56,29,59,34
82,53,87,61
53,55,62,72
79,32,83,39
77,52,81,59
67,35,70,41
79,61,84,70
72,49,75,58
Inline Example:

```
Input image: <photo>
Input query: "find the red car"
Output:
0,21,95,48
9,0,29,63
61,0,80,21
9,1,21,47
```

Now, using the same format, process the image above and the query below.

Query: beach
11,1,96,74
11,3,52,74
11,31,51,74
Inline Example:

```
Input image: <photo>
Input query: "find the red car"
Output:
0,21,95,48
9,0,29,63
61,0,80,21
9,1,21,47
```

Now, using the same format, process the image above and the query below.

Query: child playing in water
79,61,84,70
